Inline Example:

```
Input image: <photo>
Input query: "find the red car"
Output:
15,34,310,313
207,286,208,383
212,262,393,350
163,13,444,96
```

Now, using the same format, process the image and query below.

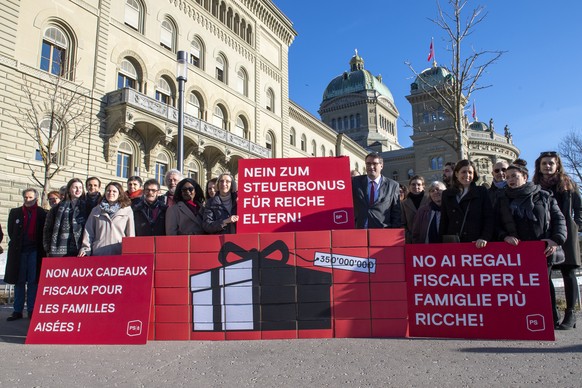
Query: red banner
237,157,354,233
406,241,554,340
26,255,154,345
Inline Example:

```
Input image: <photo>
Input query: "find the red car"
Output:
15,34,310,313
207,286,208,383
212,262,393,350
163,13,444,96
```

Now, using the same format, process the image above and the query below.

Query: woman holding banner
440,159,494,248
533,152,581,330
497,159,567,328
203,173,239,234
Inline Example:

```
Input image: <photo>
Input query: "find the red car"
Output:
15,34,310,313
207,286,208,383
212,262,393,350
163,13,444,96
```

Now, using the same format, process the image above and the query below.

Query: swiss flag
427,40,434,62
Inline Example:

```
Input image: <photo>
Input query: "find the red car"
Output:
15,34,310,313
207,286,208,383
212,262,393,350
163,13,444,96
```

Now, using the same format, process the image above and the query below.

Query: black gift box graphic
190,240,332,331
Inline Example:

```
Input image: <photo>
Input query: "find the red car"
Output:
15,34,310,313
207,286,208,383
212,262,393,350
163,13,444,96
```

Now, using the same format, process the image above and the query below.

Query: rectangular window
40,41,65,76
125,3,140,30
117,152,131,178
156,91,170,105
155,162,168,186
117,74,136,89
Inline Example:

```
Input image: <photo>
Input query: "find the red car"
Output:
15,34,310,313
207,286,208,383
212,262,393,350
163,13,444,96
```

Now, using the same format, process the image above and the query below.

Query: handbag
549,246,566,265
442,200,470,244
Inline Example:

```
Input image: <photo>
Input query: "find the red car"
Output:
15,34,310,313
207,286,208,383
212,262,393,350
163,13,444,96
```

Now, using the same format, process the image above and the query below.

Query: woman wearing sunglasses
165,178,206,235
533,151,582,330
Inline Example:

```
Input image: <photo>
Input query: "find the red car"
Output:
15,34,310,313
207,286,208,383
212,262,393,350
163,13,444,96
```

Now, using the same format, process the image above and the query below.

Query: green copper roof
411,65,454,92
322,53,394,102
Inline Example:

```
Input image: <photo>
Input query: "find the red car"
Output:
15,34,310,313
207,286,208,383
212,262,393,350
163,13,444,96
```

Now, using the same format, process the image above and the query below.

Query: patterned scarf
100,201,121,216
50,200,86,256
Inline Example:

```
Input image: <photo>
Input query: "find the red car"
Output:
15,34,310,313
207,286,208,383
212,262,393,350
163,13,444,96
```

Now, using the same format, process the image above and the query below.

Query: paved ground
1,305,581,387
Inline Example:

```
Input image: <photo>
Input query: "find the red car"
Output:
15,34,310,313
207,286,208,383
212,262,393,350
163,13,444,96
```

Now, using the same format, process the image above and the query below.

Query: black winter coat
132,198,168,236
4,206,47,284
496,184,567,245
547,187,582,267
440,183,494,242
203,192,237,234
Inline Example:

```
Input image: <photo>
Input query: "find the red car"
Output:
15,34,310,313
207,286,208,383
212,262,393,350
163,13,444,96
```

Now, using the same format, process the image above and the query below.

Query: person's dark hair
104,182,132,207
365,152,382,161
65,178,85,201
452,159,479,190
143,178,160,190
205,177,218,200
444,161,456,169
174,178,205,205
507,159,529,179
127,175,143,186
86,176,101,188
533,151,576,192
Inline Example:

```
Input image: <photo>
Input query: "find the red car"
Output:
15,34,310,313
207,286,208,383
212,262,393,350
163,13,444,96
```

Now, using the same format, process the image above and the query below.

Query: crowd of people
353,151,581,331
2,169,239,322
3,153,580,332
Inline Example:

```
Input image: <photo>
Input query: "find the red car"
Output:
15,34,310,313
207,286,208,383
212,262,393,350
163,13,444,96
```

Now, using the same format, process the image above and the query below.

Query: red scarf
22,203,38,241
127,189,143,199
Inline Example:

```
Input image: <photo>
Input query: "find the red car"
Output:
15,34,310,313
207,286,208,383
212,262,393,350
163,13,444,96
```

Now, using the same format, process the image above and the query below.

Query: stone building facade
0,0,368,227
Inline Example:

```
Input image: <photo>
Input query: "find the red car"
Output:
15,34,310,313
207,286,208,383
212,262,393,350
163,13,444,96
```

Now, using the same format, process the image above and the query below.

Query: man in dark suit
4,188,47,321
352,152,401,229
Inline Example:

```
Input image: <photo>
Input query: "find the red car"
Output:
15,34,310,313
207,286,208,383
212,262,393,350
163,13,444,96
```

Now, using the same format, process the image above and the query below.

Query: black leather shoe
7,312,23,321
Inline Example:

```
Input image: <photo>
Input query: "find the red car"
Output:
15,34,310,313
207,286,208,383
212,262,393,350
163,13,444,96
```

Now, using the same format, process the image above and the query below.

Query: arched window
234,115,248,139
155,77,173,105
124,0,144,33
155,153,169,186
234,14,240,35
40,26,70,77
266,131,275,157
356,114,361,128
300,134,307,152
430,156,444,170
116,142,134,178
311,140,316,156
337,118,342,131
117,58,140,90
226,8,233,28
350,115,355,128
187,91,203,119
160,17,177,51
289,127,296,146
329,149,334,157
331,119,336,129
213,105,227,129
187,161,199,183
211,0,219,17
219,2,226,23
266,88,275,113
236,67,248,97
246,25,253,45
321,145,325,157
190,37,204,69
215,54,227,83
240,19,247,39
35,117,62,163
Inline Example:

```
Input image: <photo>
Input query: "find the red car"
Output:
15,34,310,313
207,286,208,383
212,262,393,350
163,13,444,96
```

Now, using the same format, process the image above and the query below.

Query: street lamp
176,50,188,173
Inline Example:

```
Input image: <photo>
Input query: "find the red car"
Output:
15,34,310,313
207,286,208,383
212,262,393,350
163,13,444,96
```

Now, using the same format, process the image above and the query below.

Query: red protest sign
406,241,554,341
237,156,354,233
26,254,154,345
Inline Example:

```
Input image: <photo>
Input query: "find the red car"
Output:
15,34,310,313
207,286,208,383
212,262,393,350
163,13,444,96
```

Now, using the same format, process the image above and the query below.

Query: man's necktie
369,181,375,206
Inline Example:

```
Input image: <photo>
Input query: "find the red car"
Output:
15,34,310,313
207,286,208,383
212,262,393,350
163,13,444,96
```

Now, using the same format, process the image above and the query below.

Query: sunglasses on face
494,168,507,173
540,151,558,157
181,187,195,192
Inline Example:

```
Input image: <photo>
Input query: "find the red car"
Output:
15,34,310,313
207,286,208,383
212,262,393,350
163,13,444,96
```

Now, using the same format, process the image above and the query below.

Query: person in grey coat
352,152,401,229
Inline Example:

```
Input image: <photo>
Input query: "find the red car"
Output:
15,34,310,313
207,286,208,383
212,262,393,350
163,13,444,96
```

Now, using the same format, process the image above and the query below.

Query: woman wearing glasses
203,173,239,234
165,178,205,235
533,151,582,330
